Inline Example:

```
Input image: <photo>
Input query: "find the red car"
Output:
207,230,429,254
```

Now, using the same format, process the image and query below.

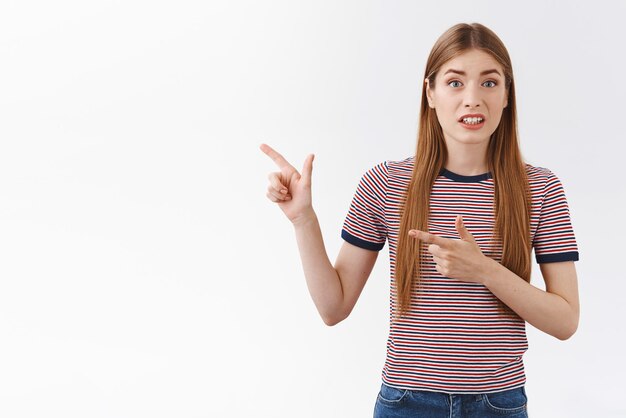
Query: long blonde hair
394,23,532,318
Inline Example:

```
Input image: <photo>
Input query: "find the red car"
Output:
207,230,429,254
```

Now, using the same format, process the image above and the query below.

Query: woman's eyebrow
444,69,502,77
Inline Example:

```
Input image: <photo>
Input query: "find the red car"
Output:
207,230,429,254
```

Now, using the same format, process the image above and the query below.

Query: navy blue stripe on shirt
341,230,385,251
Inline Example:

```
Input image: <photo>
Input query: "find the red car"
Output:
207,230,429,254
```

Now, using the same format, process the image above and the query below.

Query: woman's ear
425,78,435,108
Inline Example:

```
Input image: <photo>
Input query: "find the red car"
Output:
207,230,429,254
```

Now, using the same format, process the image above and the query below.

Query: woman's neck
443,138,490,175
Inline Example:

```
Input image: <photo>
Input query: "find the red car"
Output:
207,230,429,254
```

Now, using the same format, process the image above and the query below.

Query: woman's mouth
459,116,485,130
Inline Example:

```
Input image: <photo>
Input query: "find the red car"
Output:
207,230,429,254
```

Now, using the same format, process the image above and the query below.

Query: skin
260,49,580,339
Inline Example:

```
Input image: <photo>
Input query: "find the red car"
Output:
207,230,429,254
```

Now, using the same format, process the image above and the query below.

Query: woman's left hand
408,215,493,285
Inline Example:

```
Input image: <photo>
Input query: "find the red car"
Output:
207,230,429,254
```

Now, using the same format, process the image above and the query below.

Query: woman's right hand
260,143,315,225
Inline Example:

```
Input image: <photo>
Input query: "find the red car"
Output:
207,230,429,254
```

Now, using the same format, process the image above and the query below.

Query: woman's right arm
260,144,378,326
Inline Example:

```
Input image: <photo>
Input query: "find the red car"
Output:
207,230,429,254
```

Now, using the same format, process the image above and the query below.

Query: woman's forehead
439,49,503,76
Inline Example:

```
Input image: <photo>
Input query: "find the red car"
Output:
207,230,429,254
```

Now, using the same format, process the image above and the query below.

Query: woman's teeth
462,117,484,125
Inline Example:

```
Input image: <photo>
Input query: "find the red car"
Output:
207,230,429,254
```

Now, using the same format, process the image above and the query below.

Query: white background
1,1,624,417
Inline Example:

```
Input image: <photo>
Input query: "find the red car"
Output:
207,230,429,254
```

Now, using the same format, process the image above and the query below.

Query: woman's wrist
291,208,317,229
480,256,500,287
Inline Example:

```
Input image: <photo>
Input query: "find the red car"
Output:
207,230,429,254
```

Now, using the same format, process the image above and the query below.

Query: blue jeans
373,382,528,417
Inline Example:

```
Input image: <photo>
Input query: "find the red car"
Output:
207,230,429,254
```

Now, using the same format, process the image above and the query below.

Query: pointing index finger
409,229,451,248
260,143,295,171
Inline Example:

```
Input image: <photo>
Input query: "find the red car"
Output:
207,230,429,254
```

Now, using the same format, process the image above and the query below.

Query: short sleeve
533,170,580,263
341,162,388,251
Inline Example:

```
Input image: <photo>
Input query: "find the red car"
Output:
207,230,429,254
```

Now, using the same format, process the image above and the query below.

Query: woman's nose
463,84,482,107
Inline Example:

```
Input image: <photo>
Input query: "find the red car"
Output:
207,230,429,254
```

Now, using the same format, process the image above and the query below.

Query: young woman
260,22,579,418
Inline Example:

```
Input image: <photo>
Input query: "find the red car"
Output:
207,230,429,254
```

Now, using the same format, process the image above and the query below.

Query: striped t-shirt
341,156,579,394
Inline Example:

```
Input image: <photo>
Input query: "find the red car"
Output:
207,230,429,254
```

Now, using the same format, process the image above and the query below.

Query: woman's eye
447,80,498,88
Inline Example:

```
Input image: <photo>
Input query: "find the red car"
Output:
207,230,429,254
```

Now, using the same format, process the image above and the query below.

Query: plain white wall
0,0,624,417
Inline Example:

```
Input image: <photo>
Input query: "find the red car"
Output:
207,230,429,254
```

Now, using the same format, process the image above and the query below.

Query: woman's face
425,49,509,147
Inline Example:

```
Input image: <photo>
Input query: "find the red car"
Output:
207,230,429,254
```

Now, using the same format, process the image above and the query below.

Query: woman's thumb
301,153,314,185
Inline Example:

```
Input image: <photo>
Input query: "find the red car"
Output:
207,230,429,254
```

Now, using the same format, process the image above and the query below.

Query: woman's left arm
410,215,580,341
482,259,579,340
